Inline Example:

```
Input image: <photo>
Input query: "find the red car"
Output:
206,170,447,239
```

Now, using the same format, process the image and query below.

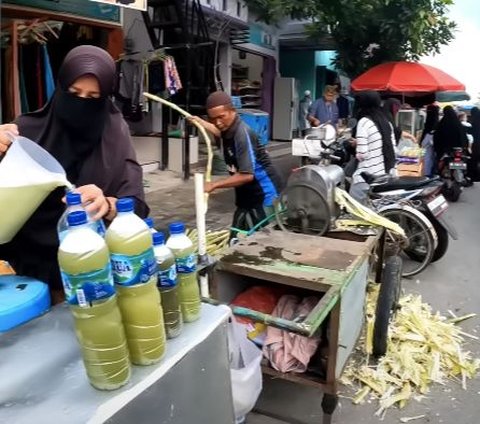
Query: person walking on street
420,104,440,177
349,91,396,204
189,91,282,237
307,85,339,128
298,90,312,135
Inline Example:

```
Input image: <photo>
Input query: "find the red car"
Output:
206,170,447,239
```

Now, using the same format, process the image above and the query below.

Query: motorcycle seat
361,172,439,192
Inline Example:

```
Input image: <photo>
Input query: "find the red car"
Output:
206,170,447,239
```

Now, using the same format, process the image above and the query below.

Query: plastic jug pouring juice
106,198,166,365
166,222,201,322
57,211,130,390
0,136,72,244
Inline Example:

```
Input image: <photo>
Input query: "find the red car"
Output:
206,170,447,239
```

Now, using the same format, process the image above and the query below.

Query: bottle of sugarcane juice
153,232,183,339
105,198,166,366
166,222,201,322
58,211,130,391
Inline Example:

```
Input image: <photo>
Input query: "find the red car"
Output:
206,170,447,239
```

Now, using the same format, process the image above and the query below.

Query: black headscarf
421,104,440,142
0,46,148,291
355,91,396,172
470,107,480,143
433,106,468,157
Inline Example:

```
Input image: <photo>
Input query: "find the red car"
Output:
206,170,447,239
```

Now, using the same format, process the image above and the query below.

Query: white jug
0,136,72,244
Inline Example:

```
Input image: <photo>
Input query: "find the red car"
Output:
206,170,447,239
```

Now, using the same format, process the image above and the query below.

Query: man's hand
74,185,110,222
0,124,19,154
204,181,217,194
311,118,321,127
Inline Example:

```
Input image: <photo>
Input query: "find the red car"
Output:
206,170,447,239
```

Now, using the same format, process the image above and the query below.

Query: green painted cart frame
210,227,382,424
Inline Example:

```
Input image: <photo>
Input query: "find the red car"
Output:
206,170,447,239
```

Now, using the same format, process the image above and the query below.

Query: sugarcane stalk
143,92,213,208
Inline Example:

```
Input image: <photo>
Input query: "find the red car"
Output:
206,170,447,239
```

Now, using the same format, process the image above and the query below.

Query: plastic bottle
105,198,166,365
57,192,106,242
144,217,157,234
153,232,183,339
166,222,201,322
57,211,130,390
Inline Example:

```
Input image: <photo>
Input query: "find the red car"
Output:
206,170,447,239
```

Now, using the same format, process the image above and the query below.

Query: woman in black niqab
0,45,148,301
433,106,468,158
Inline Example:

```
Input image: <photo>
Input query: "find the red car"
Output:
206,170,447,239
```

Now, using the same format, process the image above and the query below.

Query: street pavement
145,148,480,424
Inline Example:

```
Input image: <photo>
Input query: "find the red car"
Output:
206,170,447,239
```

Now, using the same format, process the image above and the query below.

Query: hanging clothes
148,60,166,95
164,56,182,96
116,59,144,122
42,45,55,101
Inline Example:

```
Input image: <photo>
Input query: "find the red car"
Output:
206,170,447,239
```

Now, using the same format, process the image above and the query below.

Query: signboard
90,0,147,11
3,0,121,24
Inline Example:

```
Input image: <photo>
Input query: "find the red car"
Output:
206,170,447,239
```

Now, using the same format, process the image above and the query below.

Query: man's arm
188,116,221,138
205,173,254,193
307,101,321,127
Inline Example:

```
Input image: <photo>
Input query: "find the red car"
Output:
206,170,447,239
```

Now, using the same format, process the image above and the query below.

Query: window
222,0,227,11
237,1,241,16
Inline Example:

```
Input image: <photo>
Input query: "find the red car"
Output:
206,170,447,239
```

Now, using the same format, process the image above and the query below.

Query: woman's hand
75,185,111,222
0,124,19,154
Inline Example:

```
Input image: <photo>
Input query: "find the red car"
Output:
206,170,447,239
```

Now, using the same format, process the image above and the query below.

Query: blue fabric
243,128,278,207
42,45,55,101
309,98,339,125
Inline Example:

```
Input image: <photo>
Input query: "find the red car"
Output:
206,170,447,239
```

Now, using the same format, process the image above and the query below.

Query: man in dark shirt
190,91,282,236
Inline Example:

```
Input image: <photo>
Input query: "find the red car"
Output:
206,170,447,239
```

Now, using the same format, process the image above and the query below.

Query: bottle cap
169,222,185,235
67,211,88,227
66,192,81,206
117,197,135,213
153,232,166,246
144,217,154,228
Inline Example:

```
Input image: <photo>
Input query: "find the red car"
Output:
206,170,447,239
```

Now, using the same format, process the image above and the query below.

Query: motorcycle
439,147,470,202
362,172,457,263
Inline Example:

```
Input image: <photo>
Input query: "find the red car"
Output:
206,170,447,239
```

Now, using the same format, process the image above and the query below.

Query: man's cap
206,91,233,110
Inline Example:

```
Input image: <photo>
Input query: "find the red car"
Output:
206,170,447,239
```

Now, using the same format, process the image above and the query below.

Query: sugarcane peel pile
341,284,479,418
187,228,230,257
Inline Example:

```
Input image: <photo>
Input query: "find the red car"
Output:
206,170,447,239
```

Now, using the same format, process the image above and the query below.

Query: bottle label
176,254,197,274
111,248,158,287
61,265,115,307
158,264,177,288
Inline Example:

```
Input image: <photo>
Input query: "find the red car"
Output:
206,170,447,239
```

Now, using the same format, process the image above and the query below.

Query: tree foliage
245,0,457,77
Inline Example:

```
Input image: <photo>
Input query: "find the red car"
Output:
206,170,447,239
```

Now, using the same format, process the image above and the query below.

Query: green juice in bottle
105,198,166,366
153,232,183,338
58,211,130,391
166,222,201,322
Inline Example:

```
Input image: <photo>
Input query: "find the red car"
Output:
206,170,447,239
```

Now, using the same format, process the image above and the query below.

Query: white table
0,303,234,424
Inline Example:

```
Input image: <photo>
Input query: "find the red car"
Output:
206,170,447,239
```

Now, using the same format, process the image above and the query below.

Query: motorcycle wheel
373,255,402,357
406,216,449,263
443,181,461,202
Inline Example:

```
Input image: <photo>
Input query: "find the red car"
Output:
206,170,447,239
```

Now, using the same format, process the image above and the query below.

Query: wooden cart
210,228,382,424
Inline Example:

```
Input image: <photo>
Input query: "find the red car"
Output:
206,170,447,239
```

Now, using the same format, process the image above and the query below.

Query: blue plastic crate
231,96,243,109
238,109,270,146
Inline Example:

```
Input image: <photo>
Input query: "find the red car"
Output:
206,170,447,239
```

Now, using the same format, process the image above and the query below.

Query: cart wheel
373,255,402,357
321,393,338,424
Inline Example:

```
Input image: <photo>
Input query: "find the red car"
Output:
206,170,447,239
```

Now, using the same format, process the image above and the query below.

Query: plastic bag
228,317,263,421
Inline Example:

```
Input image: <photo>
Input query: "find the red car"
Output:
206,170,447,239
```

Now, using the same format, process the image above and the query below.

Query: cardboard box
397,159,424,177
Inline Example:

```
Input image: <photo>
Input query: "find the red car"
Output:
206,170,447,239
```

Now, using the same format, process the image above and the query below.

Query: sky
422,0,480,101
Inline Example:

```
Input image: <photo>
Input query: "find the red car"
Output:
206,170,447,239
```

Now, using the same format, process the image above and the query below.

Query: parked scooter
362,172,457,263
439,147,470,202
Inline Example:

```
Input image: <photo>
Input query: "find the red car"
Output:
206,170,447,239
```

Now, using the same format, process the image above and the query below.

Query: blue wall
279,50,317,98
